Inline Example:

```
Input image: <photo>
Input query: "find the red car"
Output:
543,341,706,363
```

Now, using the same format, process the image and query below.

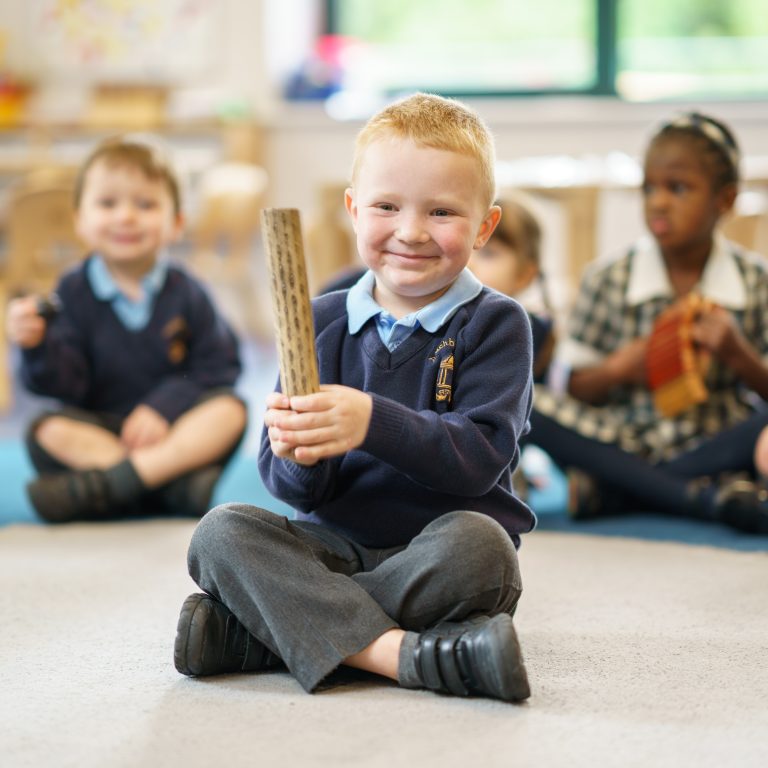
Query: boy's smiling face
75,160,183,272
346,136,500,318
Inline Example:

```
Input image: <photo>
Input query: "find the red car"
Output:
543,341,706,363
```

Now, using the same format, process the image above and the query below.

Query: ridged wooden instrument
260,208,320,397
646,294,712,418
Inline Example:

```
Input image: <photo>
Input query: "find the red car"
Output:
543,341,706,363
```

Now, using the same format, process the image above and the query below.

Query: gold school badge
162,316,189,364
435,353,454,403
430,338,456,406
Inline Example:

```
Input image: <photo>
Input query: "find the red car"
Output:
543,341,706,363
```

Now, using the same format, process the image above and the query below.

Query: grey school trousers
187,503,523,692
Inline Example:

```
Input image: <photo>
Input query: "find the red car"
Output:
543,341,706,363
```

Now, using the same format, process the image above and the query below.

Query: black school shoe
413,614,530,702
156,465,223,518
715,478,768,534
174,593,282,676
27,469,115,523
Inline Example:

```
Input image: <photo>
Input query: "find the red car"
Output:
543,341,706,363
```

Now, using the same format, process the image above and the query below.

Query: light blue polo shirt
87,254,168,331
347,268,483,351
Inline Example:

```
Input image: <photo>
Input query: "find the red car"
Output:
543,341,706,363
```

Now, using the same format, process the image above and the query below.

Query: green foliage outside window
325,0,768,100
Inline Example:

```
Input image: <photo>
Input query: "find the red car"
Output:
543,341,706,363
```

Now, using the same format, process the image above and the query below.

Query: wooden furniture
721,211,768,254
2,166,84,291
0,165,86,410
0,121,265,200
84,85,169,131
185,161,273,339
304,182,356,295
518,184,599,306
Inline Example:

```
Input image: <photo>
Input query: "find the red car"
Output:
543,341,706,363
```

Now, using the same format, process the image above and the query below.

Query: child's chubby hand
121,404,170,450
6,295,48,348
265,385,373,466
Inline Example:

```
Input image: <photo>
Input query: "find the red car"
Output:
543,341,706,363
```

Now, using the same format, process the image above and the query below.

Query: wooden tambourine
260,208,320,397
646,294,713,418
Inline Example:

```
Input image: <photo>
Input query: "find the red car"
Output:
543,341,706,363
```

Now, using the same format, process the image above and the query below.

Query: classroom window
617,0,768,100
322,0,768,100
326,0,596,96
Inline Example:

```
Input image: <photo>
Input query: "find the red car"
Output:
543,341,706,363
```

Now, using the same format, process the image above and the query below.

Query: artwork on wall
25,0,224,83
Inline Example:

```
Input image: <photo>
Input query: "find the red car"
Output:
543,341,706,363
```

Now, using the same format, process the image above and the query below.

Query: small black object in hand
36,293,63,321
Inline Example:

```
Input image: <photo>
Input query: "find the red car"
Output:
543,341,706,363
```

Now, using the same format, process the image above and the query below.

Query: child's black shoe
27,459,146,523
174,593,282,676
715,478,768,534
157,465,223,518
413,614,530,702
27,469,113,523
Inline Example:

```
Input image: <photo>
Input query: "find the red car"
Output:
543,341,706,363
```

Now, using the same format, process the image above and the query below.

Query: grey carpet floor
2,521,767,768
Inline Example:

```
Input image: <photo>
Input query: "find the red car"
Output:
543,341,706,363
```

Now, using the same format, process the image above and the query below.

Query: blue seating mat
2,339,766,551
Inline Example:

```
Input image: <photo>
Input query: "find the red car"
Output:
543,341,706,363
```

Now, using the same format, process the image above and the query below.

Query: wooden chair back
0,166,85,410
3,166,85,293
186,162,272,338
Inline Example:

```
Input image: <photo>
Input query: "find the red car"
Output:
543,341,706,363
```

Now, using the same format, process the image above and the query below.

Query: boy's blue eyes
373,204,454,216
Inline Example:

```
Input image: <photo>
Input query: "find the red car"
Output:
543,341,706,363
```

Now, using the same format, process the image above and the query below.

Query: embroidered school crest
430,338,456,404
435,354,454,403
162,316,189,364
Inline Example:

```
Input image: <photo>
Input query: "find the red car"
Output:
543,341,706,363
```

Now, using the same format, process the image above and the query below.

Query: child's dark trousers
187,504,523,692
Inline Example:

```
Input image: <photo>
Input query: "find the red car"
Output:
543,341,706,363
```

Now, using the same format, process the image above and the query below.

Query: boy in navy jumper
174,93,534,701
5,138,247,522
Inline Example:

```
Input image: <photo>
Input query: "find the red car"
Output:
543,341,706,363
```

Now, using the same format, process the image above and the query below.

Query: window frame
324,0,767,101
324,0,617,98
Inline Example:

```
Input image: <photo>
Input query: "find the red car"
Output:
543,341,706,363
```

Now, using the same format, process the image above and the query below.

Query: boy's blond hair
74,136,182,215
351,92,497,209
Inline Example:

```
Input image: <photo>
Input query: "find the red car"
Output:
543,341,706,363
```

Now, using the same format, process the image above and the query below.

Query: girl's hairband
662,112,740,176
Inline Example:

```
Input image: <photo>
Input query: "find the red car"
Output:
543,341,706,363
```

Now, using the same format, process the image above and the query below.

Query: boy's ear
344,187,357,226
473,205,502,250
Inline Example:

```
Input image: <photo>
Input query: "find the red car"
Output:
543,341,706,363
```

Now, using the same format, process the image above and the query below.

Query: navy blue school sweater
20,257,241,423
258,287,535,548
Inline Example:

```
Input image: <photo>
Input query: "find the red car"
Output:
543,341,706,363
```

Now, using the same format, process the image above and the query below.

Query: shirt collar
87,253,168,302
347,268,483,335
626,234,747,310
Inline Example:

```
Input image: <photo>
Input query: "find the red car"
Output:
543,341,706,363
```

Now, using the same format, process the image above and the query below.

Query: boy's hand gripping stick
261,208,320,397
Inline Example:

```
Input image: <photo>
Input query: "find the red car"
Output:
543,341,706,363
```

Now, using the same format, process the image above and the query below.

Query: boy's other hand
265,385,373,466
264,392,298,461
121,404,170,450
6,295,48,348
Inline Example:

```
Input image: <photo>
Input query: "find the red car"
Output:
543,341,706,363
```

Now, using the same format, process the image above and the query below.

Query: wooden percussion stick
261,208,320,397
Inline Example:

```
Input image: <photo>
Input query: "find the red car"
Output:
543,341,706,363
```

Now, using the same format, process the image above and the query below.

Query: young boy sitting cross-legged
6,137,247,522
173,93,535,701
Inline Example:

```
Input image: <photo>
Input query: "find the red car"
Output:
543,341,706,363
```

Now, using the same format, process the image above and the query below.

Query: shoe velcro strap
415,632,471,696
436,636,470,696
414,634,446,692
227,615,249,669
71,470,111,515
241,626,281,670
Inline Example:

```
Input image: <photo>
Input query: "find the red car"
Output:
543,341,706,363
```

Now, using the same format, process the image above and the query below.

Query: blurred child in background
468,193,554,381
530,112,768,534
5,137,247,523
